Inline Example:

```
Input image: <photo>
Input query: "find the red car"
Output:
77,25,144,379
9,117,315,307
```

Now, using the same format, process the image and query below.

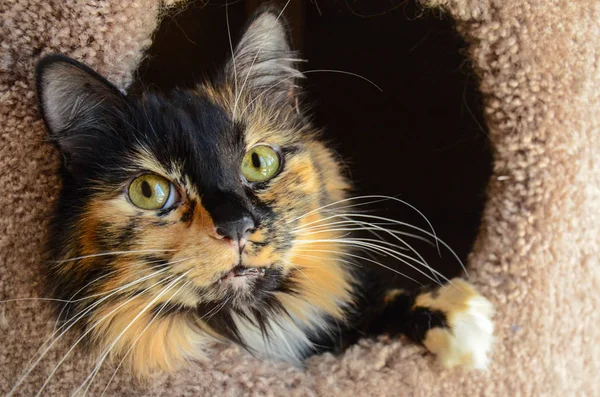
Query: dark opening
133,0,493,288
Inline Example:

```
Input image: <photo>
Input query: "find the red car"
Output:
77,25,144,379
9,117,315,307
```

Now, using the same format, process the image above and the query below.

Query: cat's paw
415,279,494,370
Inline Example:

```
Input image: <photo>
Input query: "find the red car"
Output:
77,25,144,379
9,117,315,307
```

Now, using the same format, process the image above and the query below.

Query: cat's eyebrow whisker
241,68,382,117
226,1,238,109
8,258,192,397
292,248,422,286
30,273,183,397
232,0,293,119
100,280,192,397
54,249,177,263
76,271,191,396
294,238,447,285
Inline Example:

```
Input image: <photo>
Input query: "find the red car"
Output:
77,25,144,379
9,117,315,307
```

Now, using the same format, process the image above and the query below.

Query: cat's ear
226,8,303,107
36,55,127,158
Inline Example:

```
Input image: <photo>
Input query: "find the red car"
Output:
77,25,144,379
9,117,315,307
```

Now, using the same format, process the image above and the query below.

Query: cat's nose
214,215,255,248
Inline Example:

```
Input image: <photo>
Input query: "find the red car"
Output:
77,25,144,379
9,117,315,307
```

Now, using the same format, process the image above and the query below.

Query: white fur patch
419,280,495,370
232,311,316,365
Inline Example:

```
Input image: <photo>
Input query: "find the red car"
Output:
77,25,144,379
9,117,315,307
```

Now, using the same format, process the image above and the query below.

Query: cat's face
37,10,354,373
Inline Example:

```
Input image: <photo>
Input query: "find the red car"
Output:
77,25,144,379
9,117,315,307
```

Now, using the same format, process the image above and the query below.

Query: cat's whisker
294,223,435,248
297,218,443,283
293,218,398,232
338,216,425,254
0,297,78,304
288,195,401,224
293,211,463,279
63,258,191,303
201,296,231,322
295,215,443,284
9,258,192,397
298,229,432,249
293,248,422,286
294,238,447,285
281,260,319,287
327,213,465,277
302,235,416,254
53,257,175,334
295,219,383,235
100,280,192,397
21,261,178,372
32,259,189,371
17,266,172,376
30,273,182,397
232,0,293,119
76,271,191,397
54,249,176,263
226,1,238,107
291,194,441,257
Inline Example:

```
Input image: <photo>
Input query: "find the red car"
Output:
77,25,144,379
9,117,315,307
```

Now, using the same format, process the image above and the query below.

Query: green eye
128,174,176,210
241,145,281,183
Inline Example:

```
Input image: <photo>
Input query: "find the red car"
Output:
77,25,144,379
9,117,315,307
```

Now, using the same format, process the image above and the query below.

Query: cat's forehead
125,88,298,197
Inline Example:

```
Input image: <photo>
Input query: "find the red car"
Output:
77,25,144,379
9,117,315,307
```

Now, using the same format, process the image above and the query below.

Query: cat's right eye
128,174,178,210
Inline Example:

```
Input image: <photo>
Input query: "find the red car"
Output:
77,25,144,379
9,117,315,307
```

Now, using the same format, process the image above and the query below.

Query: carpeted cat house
1,0,599,395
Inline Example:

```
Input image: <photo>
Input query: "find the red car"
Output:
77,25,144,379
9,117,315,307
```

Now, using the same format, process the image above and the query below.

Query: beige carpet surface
1,0,599,395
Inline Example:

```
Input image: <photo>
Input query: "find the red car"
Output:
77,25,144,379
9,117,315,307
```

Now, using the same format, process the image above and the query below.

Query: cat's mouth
217,265,267,284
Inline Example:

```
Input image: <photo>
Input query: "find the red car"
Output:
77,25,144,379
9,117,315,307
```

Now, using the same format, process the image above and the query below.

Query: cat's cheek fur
92,308,213,377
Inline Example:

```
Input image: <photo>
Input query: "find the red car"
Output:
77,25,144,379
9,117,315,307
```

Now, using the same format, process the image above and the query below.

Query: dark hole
251,152,261,168
132,0,493,288
141,180,152,198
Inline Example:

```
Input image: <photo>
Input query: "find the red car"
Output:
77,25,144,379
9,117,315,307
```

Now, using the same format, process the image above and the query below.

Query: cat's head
36,9,353,373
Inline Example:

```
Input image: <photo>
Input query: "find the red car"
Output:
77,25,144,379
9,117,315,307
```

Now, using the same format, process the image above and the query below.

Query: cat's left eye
128,174,179,210
241,144,281,183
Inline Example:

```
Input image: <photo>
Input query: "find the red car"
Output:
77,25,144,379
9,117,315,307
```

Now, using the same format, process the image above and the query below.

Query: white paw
416,279,495,370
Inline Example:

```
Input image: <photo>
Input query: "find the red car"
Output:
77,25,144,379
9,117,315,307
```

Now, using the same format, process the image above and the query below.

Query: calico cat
34,8,493,380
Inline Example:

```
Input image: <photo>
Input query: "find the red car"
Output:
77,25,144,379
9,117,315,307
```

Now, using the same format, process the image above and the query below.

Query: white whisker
226,2,237,104
55,249,176,263
292,194,441,258
293,248,422,286
76,271,191,396
23,260,178,374
8,257,191,397
295,238,447,285
232,0,292,119
100,280,191,397
31,274,179,397
240,69,382,116
294,211,464,277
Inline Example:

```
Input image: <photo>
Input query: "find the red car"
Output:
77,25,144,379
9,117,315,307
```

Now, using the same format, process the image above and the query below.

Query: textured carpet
1,0,599,395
